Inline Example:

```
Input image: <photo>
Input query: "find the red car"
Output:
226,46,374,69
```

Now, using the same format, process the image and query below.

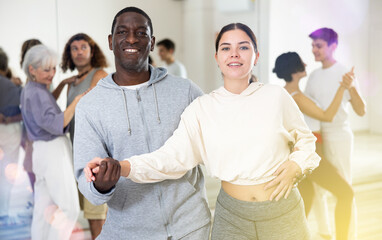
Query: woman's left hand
264,160,302,201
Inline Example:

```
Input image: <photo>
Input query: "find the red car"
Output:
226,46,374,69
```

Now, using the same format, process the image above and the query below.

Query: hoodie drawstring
152,83,161,124
120,89,132,135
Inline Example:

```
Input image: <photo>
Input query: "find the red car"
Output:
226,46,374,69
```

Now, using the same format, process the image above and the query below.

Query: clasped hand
340,67,355,89
84,157,121,193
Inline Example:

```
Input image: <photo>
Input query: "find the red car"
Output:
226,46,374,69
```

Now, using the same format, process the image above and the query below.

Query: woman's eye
240,46,249,50
221,47,229,51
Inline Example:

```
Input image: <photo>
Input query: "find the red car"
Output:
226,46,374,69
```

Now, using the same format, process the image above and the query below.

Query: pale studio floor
70,131,382,240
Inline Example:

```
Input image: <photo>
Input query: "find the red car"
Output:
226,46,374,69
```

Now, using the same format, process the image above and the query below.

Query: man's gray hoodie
74,66,211,240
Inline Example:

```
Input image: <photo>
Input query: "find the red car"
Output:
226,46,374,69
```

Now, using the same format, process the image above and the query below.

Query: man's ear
150,36,156,52
108,34,113,51
329,42,337,52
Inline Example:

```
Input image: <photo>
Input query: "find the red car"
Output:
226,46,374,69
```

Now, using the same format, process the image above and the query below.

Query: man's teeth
124,49,138,53
228,63,242,66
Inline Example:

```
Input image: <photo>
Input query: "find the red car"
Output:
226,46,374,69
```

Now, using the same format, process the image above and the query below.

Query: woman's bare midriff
221,181,277,202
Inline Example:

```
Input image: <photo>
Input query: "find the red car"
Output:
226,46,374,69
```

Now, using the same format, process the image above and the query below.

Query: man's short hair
156,39,175,51
111,7,153,36
309,28,338,46
0,47,8,72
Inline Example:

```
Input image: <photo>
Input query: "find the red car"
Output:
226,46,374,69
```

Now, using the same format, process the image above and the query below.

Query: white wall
368,0,382,133
267,0,370,131
1,0,379,132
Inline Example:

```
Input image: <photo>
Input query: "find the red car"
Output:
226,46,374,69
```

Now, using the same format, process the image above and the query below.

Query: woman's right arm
294,85,346,122
126,101,203,183
86,100,204,183
63,91,86,127
52,76,76,100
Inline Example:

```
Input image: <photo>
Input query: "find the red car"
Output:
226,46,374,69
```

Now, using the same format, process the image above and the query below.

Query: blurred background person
20,44,84,240
273,51,355,240
19,38,43,193
0,47,23,225
306,28,366,240
54,33,108,239
156,38,187,78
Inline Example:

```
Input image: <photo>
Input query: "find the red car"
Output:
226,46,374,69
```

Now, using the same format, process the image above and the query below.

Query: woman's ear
28,65,35,75
254,52,260,66
214,53,219,68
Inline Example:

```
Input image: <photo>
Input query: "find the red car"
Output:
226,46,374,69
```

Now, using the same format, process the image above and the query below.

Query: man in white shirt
305,27,366,240
157,38,188,78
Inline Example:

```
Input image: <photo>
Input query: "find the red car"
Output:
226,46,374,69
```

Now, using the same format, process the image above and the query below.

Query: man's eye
137,31,147,36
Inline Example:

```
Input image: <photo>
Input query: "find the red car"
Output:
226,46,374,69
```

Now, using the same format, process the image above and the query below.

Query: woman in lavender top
20,45,85,240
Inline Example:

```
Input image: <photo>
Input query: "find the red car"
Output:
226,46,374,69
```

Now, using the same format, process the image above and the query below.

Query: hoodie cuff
289,151,320,174
90,181,115,198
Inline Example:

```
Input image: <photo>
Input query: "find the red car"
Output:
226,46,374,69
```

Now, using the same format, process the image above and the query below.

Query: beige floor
72,131,382,240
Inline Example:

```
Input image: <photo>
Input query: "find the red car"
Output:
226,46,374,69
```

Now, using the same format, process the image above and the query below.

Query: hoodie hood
97,65,168,89
212,81,264,97
96,65,168,135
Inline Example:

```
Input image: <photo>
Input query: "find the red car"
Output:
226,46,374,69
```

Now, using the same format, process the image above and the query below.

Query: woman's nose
230,49,239,58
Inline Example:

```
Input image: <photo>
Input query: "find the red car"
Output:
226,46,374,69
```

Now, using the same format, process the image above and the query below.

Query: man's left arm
349,86,366,116
344,68,366,116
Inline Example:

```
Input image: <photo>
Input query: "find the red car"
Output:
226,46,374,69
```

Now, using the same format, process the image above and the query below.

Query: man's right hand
341,66,355,89
85,157,121,193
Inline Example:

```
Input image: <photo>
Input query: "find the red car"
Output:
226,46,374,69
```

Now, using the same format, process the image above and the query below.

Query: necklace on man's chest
77,69,91,79
74,69,92,85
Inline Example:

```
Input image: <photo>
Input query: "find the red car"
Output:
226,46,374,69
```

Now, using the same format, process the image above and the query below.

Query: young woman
86,23,320,239
20,45,86,240
273,52,354,240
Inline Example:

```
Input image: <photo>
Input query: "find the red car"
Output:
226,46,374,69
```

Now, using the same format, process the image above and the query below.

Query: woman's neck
284,77,300,94
223,76,251,94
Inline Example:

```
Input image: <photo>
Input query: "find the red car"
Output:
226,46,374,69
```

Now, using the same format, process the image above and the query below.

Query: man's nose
126,32,138,44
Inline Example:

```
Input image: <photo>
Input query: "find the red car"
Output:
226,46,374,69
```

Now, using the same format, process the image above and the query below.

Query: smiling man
73,7,211,240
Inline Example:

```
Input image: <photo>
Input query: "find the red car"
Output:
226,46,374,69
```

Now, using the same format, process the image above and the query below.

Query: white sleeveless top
291,91,320,132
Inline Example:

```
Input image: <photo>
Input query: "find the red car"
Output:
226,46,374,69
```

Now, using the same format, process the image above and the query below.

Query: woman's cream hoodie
127,82,320,185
